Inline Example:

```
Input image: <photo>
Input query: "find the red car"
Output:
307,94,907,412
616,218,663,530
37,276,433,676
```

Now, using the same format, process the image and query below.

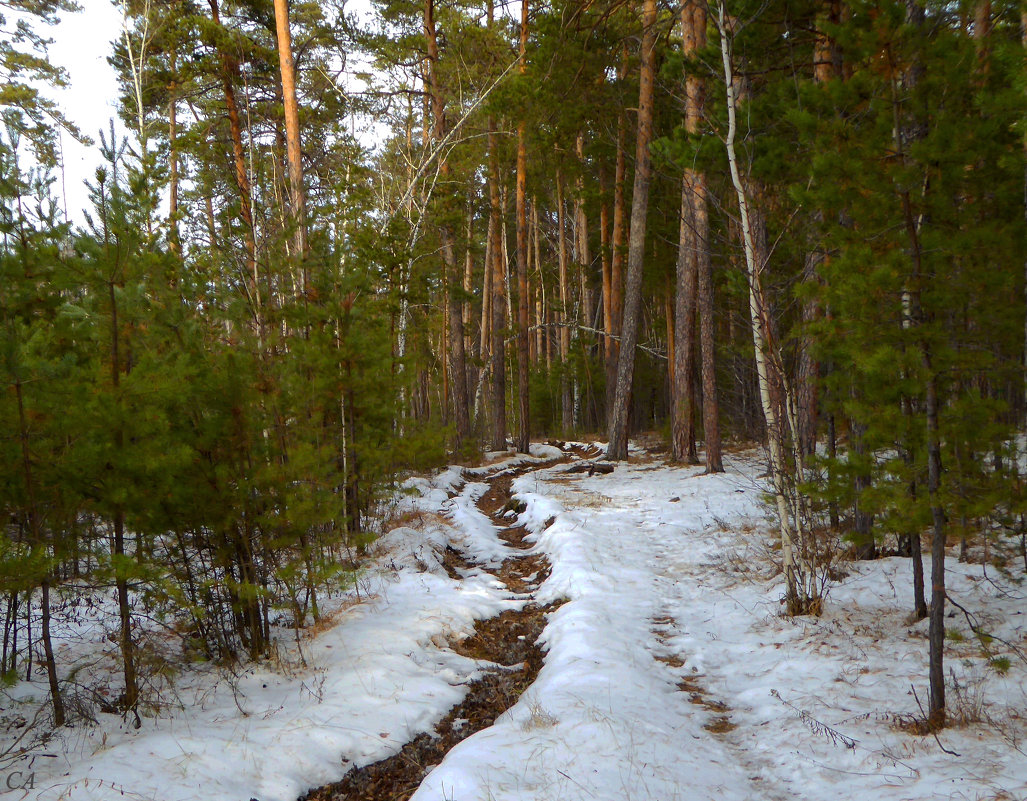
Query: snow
3,444,1026,800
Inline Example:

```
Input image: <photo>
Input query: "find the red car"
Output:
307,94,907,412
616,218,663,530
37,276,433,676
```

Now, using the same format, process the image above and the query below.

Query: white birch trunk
715,1,813,610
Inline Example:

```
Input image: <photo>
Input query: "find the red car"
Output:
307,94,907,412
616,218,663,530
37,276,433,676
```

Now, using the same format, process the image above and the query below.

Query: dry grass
378,508,451,535
522,701,560,730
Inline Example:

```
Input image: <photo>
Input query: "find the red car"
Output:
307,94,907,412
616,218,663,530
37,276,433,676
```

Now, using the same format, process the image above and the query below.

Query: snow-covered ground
2,444,1025,800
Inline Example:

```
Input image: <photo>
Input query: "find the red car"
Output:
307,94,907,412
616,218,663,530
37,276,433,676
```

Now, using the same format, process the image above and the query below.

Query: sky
49,0,124,225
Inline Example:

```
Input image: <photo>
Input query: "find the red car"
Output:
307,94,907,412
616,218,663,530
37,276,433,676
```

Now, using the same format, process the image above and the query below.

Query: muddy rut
299,450,584,801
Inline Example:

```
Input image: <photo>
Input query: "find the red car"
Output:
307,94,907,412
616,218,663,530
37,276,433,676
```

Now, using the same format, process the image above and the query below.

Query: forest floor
2,443,1027,800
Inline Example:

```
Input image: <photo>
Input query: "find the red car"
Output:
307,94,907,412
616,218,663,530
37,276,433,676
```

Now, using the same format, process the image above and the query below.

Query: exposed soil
651,614,737,736
300,452,567,801
299,601,561,801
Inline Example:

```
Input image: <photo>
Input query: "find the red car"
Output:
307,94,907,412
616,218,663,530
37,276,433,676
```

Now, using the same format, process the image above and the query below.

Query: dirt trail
299,451,577,801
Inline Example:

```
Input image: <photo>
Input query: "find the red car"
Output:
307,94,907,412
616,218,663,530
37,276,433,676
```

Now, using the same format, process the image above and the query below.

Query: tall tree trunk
464,204,474,361
272,0,307,268
515,0,530,453
797,0,840,457
694,171,722,472
852,418,877,559
606,47,628,415
575,133,592,331
599,166,613,367
424,0,470,447
557,172,573,432
671,173,699,464
97,181,140,719
474,211,493,423
607,0,657,460
208,0,260,334
480,213,493,371
110,288,138,717
489,139,506,449
688,2,722,474
894,0,944,713
1023,9,1027,430
892,0,931,630
14,381,63,726
168,72,180,256
672,0,702,466
716,0,810,611
533,201,545,366
925,355,946,727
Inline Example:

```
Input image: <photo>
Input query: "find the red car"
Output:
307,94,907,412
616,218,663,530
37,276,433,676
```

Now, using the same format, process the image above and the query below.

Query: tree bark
575,132,592,331
925,356,946,727
424,0,470,446
852,419,877,559
14,380,64,726
688,0,721,473
607,0,657,460
671,173,699,464
464,203,474,360
599,165,613,366
489,135,506,449
557,171,573,432
606,46,628,415
168,71,180,256
694,167,722,472
716,0,809,610
272,0,307,265
533,200,545,365
208,0,260,333
797,0,840,457
515,0,530,453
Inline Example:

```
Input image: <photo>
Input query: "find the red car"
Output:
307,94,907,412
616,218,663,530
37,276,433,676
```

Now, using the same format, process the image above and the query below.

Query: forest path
300,447,585,801
303,443,792,801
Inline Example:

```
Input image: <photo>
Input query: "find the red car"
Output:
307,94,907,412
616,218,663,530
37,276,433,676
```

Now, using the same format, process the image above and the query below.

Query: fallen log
566,462,615,476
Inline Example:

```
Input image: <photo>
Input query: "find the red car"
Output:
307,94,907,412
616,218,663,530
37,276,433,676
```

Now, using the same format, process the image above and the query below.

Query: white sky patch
49,0,125,225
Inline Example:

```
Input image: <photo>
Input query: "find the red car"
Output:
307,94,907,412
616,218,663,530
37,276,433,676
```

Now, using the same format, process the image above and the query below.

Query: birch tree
713,0,819,613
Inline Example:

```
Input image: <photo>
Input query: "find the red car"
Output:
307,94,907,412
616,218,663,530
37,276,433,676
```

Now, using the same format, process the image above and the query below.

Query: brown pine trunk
442,268,450,424
208,0,259,330
464,204,474,359
797,0,840,457
515,0,530,453
533,201,545,365
694,169,722,472
168,76,180,256
606,46,628,414
974,0,991,69
424,0,470,446
686,0,722,472
672,2,698,465
607,0,656,461
557,171,573,432
599,166,613,366
575,133,592,330
480,214,493,367
671,173,699,464
489,132,506,449
926,359,946,728
272,0,307,266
